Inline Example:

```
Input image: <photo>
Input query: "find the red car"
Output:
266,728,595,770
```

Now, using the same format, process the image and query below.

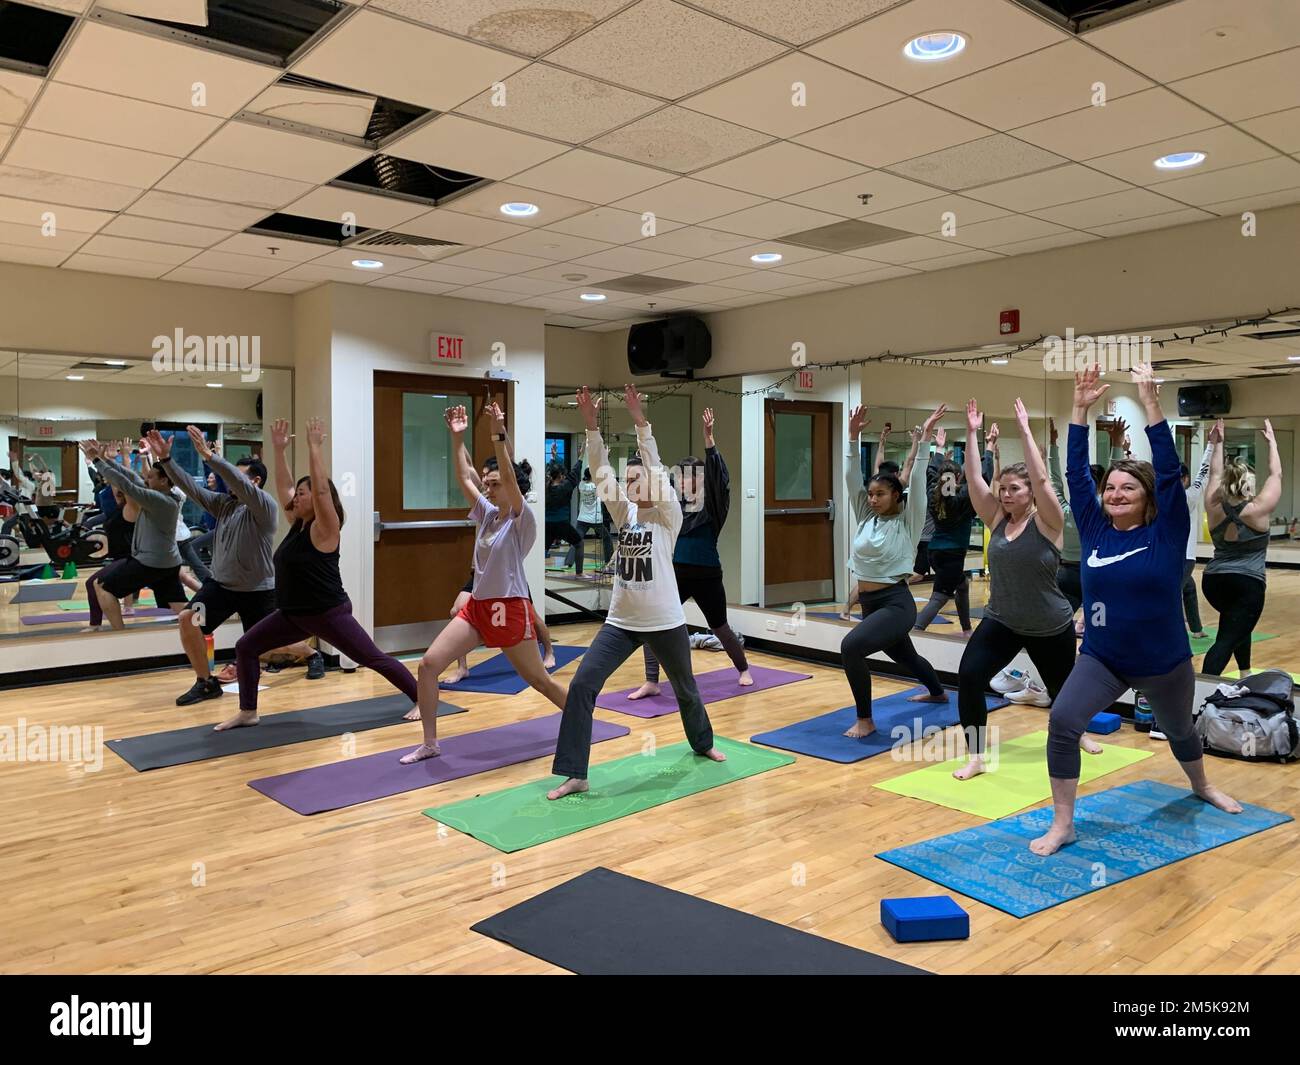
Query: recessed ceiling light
580,293,606,301
904,31,966,62
351,258,384,269
501,202,539,217
206,382,224,389
66,374,84,380
1288,355,1300,362
1154,151,1206,170
103,359,126,367
751,252,782,264
990,358,1009,365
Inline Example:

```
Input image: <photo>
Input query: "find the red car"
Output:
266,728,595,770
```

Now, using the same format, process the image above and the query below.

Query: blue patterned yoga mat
876,779,1292,918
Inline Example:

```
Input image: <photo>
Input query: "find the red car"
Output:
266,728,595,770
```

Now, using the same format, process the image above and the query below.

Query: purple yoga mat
247,713,631,815
595,665,812,719
21,607,174,624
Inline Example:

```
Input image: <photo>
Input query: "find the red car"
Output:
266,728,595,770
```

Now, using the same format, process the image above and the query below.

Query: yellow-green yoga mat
873,729,1153,820
424,736,793,853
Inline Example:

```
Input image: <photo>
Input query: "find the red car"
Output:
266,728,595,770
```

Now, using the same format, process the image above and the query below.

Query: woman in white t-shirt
547,385,726,799
401,402,566,764
576,467,613,566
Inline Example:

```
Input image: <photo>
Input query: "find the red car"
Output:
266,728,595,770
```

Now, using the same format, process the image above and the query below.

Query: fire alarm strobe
999,309,1020,335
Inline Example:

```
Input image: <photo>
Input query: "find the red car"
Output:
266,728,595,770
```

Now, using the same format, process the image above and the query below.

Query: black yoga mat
472,868,932,975
9,581,76,603
107,694,465,771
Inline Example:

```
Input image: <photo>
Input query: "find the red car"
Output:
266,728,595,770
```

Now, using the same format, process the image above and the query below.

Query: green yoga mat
874,730,1153,820
1223,668,1300,684
424,736,793,853
58,597,159,610
1190,628,1275,655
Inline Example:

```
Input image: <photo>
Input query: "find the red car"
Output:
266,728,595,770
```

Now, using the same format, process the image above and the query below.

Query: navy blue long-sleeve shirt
1068,420,1190,676
674,445,730,568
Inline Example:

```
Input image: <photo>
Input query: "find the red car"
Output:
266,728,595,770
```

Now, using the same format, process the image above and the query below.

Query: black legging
578,519,612,563
958,617,1076,754
841,582,945,720
915,547,970,630
1056,561,1082,613
643,563,748,682
1201,572,1266,675
1180,557,1203,633
545,521,583,573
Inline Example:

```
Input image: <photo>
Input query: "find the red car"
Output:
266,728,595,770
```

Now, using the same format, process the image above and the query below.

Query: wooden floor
2,618,1298,976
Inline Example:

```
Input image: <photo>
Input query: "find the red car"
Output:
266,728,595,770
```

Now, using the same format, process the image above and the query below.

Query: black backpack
1193,669,1298,762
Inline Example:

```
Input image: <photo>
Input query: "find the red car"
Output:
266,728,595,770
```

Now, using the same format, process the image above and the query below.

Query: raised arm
1016,398,1063,539
872,423,889,475
1134,362,1188,543
1047,418,1070,512
1245,419,1284,521
964,400,1000,527
700,407,730,528
901,406,945,486
846,405,872,521
147,428,224,518
624,384,678,534
304,418,340,549
578,386,629,530
444,406,482,510
1066,367,1109,540
485,402,524,517
269,419,295,513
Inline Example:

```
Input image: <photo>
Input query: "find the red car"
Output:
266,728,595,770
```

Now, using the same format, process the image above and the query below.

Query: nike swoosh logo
1086,546,1149,568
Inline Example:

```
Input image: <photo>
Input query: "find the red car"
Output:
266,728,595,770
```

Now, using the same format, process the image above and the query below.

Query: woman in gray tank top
953,398,1095,780
1200,419,1281,677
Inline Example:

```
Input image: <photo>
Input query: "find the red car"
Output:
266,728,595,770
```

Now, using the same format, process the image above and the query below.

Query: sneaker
1133,693,1153,734
264,662,283,674
1150,728,1167,740
305,652,326,680
1004,681,1051,707
991,668,1031,694
176,677,222,706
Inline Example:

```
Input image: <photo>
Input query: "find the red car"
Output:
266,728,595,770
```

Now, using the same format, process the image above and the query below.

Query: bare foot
737,670,754,687
699,747,727,762
961,629,974,639
399,742,440,765
952,756,986,780
1195,784,1243,814
215,665,237,684
542,652,556,669
1029,823,1077,856
839,612,853,621
403,705,422,721
441,668,469,686
844,719,876,739
908,692,948,703
627,681,661,701
548,777,589,800
1074,617,1085,636
213,710,258,732
1080,736,1103,755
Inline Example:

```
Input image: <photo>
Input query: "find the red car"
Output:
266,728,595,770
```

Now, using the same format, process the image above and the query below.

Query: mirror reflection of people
1179,443,1213,642
545,439,585,575
576,466,613,570
1200,418,1282,677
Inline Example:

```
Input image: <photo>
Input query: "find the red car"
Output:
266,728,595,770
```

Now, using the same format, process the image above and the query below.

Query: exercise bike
0,484,109,574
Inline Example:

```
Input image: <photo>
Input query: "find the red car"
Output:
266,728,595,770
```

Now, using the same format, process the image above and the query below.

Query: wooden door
763,399,835,606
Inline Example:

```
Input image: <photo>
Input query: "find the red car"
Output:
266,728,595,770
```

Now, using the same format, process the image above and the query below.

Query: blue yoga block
880,896,969,943
1087,712,1122,735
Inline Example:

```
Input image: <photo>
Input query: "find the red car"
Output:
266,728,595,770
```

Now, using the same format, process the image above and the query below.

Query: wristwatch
492,433,506,442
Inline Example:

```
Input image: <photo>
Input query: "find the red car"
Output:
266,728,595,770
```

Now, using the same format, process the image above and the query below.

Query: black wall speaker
1177,383,1231,417
627,316,712,376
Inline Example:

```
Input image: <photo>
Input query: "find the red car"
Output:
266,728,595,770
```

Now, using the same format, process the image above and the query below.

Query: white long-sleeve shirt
1185,447,1212,560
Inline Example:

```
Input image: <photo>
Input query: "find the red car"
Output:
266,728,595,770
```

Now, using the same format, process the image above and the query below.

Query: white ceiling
0,0,1298,339
1,349,266,388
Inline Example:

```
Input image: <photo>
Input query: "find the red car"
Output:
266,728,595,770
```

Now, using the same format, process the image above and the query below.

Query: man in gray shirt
148,427,321,706
81,439,188,629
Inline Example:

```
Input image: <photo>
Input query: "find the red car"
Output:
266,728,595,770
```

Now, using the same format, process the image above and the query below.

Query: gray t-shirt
1206,499,1268,583
95,459,182,569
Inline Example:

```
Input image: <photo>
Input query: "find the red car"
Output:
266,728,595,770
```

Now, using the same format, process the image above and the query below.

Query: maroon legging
235,598,417,711
86,557,130,627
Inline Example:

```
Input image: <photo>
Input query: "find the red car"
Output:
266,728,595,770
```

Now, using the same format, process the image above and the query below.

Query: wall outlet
765,618,778,631
746,488,756,498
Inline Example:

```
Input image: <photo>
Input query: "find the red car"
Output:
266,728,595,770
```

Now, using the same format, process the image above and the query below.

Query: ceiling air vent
599,275,689,295
1011,0,1181,32
351,231,459,250
246,212,366,244
0,1,75,72
331,154,487,206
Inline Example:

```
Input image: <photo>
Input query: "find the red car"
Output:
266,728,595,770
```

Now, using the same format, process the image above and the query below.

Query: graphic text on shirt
617,525,654,583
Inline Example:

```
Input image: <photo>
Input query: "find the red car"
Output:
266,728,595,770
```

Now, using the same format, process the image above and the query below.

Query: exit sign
431,333,466,362
793,370,815,392
37,425,54,437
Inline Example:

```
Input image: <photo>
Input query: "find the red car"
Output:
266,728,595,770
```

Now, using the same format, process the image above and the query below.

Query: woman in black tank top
218,417,419,733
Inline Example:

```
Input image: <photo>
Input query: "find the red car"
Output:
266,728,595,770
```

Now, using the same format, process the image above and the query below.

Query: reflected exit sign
793,370,815,392
431,333,465,362
38,425,54,436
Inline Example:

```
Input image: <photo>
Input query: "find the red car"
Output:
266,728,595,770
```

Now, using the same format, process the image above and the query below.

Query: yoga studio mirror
0,349,293,669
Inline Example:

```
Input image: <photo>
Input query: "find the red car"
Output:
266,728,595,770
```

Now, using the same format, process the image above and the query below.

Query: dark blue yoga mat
876,779,1292,918
751,687,1007,764
438,644,586,694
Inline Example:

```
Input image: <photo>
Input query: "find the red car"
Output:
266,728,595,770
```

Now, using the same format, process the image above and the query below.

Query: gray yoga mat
107,694,465,771
9,581,77,603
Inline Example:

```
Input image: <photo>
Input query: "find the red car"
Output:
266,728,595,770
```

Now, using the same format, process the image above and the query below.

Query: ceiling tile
275,262,374,285
773,252,892,279
689,0,904,45
0,194,114,234
484,228,613,260
77,234,199,265
1083,0,1300,82
474,275,569,295
398,261,505,285
609,176,765,225
650,259,751,283
252,277,320,293
806,0,1067,93
969,164,1130,211
509,149,675,203
281,185,432,229
0,166,140,211
586,107,773,173
54,21,277,117
62,252,170,278
793,98,988,168
1085,125,1279,187
694,142,865,199
0,242,71,267
440,182,594,228
518,261,623,284
546,0,784,99
208,233,333,262
4,128,178,188
1085,208,1215,238
887,134,1065,190
1171,46,1300,122
126,191,269,229
705,240,830,268
0,69,42,125
919,40,1152,131
307,248,432,273
179,249,293,275
835,264,917,284
369,0,626,56
443,286,529,304
0,219,90,252
454,63,661,142
543,205,673,242
25,81,221,156
242,82,376,139
863,194,1010,235
680,52,900,138
383,113,567,180
785,170,941,217
947,214,1071,248
1198,186,1300,215
705,269,808,293
399,208,527,245
1032,187,1192,229
846,234,968,264
365,275,458,294
628,225,753,257
438,247,555,273
1011,88,1221,160
1151,156,1300,206
705,201,844,239
162,267,265,289
990,233,1097,256
292,9,529,110
155,160,311,211
191,121,372,183
569,245,686,273
1239,108,1300,154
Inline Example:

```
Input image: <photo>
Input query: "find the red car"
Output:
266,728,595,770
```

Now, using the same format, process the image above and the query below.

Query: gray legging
177,536,212,583
552,622,714,780
1047,653,1202,778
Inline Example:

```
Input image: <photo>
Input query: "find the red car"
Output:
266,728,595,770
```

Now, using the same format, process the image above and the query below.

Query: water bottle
1133,693,1153,733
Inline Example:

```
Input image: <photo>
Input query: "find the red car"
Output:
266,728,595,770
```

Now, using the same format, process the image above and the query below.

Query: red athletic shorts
457,595,537,648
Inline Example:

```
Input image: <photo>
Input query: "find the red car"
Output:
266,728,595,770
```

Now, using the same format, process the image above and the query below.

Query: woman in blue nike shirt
1031,362,1240,856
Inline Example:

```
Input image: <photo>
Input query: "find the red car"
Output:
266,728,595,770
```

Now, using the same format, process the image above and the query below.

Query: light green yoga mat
873,730,1153,820
423,736,794,853
58,597,159,610
1190,628,1275,656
